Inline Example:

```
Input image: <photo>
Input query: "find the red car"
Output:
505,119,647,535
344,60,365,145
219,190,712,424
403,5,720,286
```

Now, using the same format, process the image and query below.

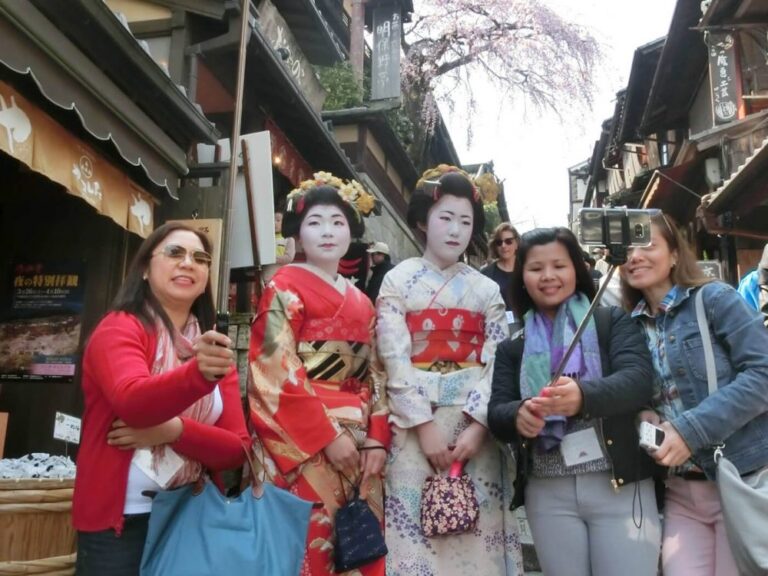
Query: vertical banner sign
0,262,85,380
708,33,742,125
371,3,402,101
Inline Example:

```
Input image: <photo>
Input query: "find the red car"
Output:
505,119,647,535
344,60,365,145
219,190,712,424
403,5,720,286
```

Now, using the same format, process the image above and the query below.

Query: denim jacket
649,281,768,479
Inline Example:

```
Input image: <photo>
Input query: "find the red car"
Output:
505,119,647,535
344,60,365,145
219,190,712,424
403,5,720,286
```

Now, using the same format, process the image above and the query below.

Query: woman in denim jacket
622,211,768,576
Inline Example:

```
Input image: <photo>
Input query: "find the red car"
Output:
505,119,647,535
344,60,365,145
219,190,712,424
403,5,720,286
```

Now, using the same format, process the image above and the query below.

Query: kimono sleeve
365,310,392,447
248,283,341,475
375,272,433,429
463,287,509,426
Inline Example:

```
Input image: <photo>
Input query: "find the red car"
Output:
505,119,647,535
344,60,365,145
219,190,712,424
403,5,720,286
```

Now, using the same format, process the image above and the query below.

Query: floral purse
420,461,479,537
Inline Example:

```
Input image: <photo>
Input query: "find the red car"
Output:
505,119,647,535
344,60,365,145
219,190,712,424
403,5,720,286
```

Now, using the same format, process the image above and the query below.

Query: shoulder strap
695,287,718,396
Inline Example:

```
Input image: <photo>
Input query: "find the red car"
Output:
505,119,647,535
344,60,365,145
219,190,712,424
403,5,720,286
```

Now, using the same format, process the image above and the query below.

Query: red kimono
248,266,390,575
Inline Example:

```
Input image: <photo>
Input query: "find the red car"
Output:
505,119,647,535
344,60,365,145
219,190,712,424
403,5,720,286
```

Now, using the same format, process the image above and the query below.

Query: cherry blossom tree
400,0,602,161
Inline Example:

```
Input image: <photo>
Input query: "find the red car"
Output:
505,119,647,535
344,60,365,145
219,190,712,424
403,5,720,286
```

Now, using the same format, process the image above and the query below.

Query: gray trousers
525,472,661,576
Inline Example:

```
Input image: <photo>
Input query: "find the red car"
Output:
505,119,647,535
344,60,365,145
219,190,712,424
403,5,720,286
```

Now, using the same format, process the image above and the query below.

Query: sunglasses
494,237,517,247
154,244,212,267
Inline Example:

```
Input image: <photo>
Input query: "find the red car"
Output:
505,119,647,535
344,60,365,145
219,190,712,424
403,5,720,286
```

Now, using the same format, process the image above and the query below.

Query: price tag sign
53,412,81,444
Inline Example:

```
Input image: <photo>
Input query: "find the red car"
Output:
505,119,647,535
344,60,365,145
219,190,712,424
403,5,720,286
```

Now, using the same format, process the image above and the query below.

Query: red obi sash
405,308,485,364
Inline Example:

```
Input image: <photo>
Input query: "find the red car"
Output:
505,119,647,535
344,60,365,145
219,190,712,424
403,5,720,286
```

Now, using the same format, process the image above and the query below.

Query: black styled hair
282,185,365,239
407,171,485,236
111,222,216,334
510,227,596,318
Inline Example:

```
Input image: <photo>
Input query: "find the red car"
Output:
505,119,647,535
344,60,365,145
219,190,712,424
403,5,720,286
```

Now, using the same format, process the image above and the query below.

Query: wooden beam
0,412,7,459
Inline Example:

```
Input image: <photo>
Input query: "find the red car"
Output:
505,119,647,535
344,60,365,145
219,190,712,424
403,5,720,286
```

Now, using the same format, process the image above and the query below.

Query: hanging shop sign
259,0,327,112
697,260,723,280
0,261,86,380
371,3,402,101
265,118,312,187
707,33,743,125
0,80,155,237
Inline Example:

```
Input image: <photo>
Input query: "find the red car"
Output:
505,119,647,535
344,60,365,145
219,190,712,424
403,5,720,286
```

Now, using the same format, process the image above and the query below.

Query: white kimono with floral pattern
376,257,523,576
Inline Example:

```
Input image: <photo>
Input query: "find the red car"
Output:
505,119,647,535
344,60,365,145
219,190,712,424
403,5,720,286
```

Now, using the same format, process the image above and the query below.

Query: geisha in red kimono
248,177,390,576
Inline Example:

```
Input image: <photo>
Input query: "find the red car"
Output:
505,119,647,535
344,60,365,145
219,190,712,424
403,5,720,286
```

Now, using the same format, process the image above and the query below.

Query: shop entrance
0,151,142,458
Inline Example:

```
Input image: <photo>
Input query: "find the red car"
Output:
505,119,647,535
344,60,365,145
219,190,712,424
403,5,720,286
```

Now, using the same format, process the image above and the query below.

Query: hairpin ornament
285,171,378,219
416,165,482,203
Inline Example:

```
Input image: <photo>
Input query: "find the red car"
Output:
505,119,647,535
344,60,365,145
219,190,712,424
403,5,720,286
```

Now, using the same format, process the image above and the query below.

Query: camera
578,208,653,248
638,421,665,452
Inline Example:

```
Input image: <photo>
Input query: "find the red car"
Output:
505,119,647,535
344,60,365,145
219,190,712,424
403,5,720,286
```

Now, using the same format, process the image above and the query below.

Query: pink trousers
662,476,738,576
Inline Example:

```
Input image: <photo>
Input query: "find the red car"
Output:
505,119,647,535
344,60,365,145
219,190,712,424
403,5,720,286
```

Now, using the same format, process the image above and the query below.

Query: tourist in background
481,222,521,331
262,209,296,283
593,247,611,276
583,251,603,291
365,241,394,304
736,242,768,327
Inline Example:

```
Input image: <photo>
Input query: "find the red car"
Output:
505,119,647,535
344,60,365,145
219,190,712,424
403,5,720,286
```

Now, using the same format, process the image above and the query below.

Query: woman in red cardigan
73,222,250,576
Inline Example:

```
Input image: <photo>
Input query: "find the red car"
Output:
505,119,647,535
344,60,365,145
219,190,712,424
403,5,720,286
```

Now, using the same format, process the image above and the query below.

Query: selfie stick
548,218,632,386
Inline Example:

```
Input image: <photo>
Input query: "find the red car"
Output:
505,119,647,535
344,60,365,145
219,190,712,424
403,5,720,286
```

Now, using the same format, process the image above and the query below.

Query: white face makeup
422,194,474,269
298,203,351,273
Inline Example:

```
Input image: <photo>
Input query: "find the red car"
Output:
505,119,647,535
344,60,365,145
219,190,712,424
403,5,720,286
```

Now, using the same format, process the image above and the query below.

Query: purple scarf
521,293,603,452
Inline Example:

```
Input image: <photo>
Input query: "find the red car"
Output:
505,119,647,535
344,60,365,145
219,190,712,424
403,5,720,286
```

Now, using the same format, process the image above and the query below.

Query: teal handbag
140,450,313,576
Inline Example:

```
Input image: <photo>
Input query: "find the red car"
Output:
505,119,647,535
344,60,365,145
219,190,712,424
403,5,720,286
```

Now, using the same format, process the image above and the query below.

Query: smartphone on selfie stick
548,208,653,385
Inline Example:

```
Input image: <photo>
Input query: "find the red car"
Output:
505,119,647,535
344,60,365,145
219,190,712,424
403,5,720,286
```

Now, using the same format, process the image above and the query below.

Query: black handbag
334,475,387,573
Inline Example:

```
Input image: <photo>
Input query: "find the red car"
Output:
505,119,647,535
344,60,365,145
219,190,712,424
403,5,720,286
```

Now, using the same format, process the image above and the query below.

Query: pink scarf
150,314,214,487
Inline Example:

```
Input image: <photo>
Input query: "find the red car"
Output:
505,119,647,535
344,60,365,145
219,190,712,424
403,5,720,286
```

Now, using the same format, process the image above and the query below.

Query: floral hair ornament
415,164,481,203
285,171,379,221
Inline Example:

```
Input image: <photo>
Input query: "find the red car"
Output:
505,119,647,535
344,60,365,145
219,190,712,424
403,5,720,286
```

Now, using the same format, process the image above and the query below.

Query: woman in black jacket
488,227,660,576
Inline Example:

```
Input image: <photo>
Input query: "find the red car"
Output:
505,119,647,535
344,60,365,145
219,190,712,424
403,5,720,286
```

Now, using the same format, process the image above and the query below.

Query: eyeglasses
154,244,212,267
494,237,517,247
648,208,675,236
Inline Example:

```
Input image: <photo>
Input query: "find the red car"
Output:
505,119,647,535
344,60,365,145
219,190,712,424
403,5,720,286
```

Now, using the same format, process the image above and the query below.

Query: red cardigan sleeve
84,312,217,428
172,372,250,471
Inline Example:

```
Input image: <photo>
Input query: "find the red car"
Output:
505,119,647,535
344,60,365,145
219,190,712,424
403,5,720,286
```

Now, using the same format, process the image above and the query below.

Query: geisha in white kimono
376,167,523,576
